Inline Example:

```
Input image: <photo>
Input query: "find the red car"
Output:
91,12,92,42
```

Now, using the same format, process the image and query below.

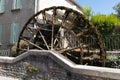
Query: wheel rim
17,6,106,66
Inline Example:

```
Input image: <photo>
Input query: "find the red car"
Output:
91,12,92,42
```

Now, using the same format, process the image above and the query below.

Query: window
0,0,5,13
12,0,22,10
0,24,2,45
10,22,20,44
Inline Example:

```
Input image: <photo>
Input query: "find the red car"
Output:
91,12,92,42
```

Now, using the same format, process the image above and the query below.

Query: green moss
27,66,38,73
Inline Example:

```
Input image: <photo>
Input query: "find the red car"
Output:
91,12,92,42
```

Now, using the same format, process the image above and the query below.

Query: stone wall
0,50,118,80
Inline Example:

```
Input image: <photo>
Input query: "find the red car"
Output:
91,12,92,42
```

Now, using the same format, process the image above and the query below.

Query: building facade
0,0,35,50
0,0,81,51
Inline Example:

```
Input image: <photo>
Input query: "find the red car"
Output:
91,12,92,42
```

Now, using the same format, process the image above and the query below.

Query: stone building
0,0,81,52
0,0,35,50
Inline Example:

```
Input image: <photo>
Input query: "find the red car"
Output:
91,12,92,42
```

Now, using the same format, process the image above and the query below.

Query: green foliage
106,54,120,68
91,14,120,35
27,66,38,73
20,66,38,80
113,2,120,18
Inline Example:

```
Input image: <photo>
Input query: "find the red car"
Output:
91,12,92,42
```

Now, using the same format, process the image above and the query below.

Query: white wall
37,0,82,13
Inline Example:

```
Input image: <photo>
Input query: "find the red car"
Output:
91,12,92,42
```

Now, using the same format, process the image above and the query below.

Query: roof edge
66,0,82,11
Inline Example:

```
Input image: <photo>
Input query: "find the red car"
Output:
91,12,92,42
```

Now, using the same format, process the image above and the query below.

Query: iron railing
0,49,10,56
78,34,120,51
103,34,120,51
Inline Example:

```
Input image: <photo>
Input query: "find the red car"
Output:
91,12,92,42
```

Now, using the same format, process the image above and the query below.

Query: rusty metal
16,6,106,66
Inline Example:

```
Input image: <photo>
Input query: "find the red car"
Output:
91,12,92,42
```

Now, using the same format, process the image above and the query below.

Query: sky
75,0,120,15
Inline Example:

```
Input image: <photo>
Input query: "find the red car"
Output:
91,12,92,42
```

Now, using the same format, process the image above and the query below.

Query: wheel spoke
26,26,35,36
42,10,47,24
76,28,91,37
58,10,70,49
38,31,50,50
61,10,70,28
51,8,57,49
20,37,44,50
58,46,82,53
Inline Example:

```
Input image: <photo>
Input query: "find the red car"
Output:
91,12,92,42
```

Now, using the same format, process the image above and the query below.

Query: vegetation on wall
106,54,120,68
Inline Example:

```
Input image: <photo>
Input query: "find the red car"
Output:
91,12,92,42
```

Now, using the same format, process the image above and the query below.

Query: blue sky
75,0,120,15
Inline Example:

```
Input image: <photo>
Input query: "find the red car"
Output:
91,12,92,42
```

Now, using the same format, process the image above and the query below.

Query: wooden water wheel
16,6,106,66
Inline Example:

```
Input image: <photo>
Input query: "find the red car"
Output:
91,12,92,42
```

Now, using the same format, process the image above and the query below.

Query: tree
113,2,120,18
91,14,120,35
81,6,93,20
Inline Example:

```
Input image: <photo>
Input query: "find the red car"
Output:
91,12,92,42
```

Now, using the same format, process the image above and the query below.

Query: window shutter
0,24,2,44
10,23,14,44
10,23,19,44
12,0,22,10
12,0,16,9
0,0,5,13
16,0,22,9
14,23,19,43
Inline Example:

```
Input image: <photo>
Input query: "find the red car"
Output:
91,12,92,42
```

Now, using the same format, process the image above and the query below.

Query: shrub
91,14,120,35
